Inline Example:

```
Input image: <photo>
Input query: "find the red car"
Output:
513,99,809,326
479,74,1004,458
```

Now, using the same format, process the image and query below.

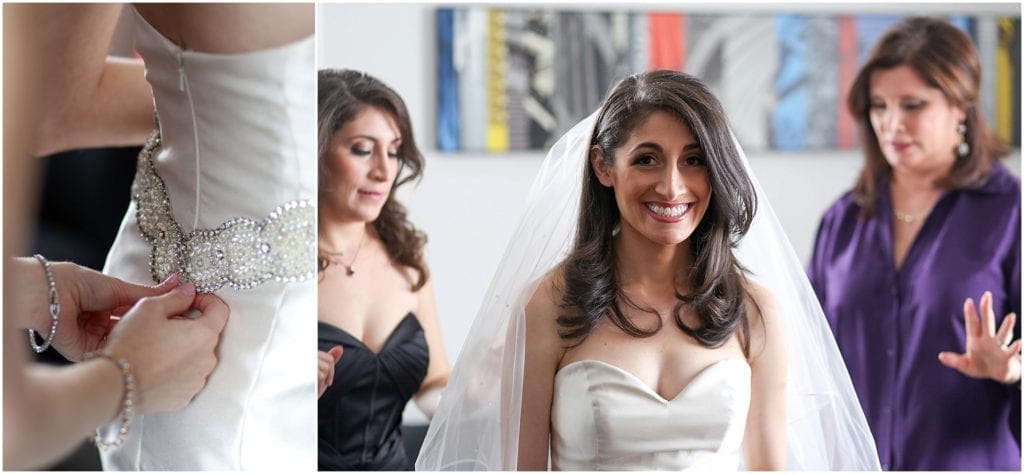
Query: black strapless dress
318,313,429,470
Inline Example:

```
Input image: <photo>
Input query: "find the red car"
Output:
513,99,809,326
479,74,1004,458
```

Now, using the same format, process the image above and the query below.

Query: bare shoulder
743,280,781,327
525,265,566,323
742,279,785,363
522,265,571,357
408,268,439,325
405,264,432,295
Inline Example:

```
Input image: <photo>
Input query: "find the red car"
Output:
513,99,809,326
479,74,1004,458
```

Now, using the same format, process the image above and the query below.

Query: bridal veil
416,110,880,470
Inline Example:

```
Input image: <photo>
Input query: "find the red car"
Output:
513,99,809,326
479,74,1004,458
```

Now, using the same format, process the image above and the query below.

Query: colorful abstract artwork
436,8,1021,153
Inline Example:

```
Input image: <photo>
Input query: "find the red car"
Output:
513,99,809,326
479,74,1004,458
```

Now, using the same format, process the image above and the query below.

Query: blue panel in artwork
855,15,904,64
773,14,807,150
437,8,459,151
948,15,975,41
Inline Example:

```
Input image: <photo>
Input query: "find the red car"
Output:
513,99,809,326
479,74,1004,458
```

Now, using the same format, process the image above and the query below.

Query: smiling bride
417,70,880,471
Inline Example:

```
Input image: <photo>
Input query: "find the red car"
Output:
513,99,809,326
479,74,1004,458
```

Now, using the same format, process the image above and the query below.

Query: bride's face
326,106,402,222
592,110,711,246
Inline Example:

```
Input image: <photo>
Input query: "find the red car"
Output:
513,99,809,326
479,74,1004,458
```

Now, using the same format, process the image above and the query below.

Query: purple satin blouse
808,163,1021,470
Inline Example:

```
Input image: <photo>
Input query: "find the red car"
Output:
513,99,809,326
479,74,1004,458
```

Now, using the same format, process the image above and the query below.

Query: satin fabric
99,7,316,470
550,358,750,471
809,163,1021,470
318,315,429,470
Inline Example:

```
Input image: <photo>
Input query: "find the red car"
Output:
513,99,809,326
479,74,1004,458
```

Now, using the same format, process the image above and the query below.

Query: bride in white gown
417,71,880,470
28,4,317,470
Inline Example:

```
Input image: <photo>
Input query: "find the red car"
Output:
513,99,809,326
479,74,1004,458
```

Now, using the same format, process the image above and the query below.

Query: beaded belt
131,129,315,293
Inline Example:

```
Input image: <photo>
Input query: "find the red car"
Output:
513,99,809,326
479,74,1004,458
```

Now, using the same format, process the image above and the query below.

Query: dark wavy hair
317,69,429,290
558,70,758,353
847,17,1009,217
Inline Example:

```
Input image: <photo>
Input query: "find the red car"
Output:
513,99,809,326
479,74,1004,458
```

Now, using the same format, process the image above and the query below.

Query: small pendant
346,266,355,276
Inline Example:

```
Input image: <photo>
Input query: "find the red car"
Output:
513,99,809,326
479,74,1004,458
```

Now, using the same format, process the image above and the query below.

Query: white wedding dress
416,111,880,471
98,7,316,470
550,358,750,470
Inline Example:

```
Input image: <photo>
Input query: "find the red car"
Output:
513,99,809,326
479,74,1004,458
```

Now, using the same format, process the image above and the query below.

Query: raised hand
938,291,1021,384
318,346,343,398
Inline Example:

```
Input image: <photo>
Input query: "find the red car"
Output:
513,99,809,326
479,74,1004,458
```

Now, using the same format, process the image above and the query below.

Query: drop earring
957,122,970,158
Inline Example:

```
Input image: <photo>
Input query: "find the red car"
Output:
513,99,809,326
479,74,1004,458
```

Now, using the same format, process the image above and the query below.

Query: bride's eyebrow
628,142,701,153
629,142,663,153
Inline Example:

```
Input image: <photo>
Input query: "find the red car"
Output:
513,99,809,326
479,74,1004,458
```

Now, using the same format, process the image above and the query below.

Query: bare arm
517,275,565,470
4,350,124,469
1,258,123,468
742,283,788,470
3,9,119,462
2,260,138,467
3,274,229,469
412,278,451,419
26,4,153,157
4,8,227,467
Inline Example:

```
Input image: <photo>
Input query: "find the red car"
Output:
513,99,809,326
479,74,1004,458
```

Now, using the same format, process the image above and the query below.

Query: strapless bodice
550,358,751,471
132,6,314,230
99,8,316,470
318,315,429,469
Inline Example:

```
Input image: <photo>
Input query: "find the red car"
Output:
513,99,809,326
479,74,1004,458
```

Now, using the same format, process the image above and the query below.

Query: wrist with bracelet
27,255,136,448
85,351,135,450
28,254,60,353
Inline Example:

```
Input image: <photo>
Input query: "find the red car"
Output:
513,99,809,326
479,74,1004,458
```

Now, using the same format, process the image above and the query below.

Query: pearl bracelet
86,351,135,450
28,254,60,353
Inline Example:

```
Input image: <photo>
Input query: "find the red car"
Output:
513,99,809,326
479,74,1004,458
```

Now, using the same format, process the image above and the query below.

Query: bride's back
129,4,315,230
134,3,313,53
99,3,318,470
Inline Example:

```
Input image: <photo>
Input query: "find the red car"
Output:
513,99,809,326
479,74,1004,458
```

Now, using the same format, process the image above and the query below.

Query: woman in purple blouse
808,17,1021,470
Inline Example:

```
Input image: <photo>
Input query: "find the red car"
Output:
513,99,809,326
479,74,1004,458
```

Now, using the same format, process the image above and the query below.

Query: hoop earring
957,123,970,158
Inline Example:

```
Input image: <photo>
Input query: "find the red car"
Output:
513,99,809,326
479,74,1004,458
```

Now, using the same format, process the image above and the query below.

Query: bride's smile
644,201,691,221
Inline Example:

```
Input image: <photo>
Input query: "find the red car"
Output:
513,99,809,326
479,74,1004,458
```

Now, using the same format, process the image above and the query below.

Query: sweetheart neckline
319,313,420,357
555,357,750,403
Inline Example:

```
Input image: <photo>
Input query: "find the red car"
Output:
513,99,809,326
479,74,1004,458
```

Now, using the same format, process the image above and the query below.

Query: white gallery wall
318,2,1021,421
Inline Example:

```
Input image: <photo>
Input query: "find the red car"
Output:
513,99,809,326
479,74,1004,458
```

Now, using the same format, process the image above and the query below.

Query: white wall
317,3,1021,421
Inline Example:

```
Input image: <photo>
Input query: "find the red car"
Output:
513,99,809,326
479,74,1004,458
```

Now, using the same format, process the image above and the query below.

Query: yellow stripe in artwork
995,18,1013,144
486,9,509,152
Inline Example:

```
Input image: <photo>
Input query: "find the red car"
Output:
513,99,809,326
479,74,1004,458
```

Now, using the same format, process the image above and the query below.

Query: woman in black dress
316,69,451,470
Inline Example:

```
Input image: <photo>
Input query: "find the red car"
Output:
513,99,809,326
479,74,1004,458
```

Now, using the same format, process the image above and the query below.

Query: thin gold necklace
890,178,936,225
892,207,929,224
320,231,366,276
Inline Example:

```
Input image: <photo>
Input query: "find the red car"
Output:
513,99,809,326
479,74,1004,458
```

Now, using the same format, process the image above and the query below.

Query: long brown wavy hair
317,69,429,290
847,17,1009,217
558,70,758,353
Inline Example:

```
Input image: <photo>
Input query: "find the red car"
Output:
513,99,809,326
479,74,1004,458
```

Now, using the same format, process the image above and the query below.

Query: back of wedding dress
99,8,316,470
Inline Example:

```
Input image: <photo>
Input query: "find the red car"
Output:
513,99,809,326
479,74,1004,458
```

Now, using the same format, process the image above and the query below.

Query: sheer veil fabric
416,112,881,470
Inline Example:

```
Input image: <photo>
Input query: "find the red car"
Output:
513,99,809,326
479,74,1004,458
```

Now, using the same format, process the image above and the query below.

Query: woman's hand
17,257,182,362
53,263,183,362
103,283,229,414
939,291,1022,384
318,346,343,398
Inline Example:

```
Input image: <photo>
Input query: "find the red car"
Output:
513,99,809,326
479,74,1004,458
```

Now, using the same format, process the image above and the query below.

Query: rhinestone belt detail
132,129,315,293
